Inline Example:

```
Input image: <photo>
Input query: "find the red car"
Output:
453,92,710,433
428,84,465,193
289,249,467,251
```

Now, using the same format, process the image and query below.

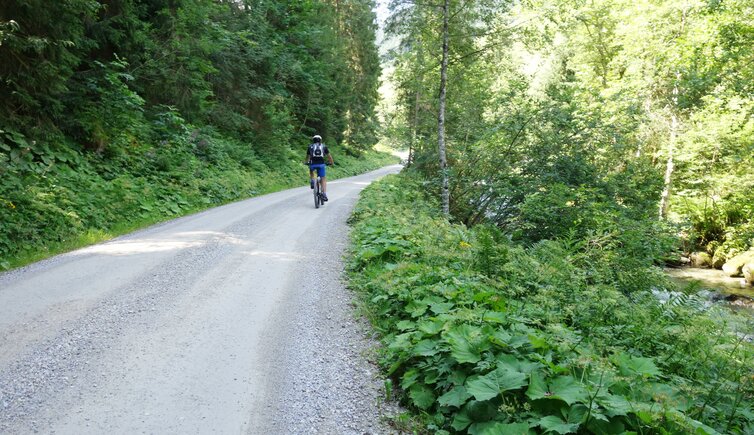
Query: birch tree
437,0,450,215
386,0,508,214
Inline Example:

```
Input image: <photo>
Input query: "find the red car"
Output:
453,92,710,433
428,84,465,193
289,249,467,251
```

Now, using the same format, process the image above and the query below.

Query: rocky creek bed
666,267,754,299
664,267,754,341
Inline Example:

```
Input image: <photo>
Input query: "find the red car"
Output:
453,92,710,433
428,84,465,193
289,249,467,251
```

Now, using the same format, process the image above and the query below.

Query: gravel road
0,165,402,434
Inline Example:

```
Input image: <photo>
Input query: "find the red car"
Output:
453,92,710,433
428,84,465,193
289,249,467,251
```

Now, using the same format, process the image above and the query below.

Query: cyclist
305,134,334,201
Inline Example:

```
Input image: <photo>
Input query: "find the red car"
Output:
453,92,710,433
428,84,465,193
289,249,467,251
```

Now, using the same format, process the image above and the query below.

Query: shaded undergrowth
0,127,396,270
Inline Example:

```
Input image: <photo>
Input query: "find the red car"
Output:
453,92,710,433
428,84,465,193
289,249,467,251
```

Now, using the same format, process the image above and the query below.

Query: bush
0,127,397,269
675,190,754,261
348,174,754,434
62,59,146,155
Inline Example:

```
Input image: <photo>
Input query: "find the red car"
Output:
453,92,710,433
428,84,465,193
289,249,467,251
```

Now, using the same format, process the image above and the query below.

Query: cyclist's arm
327,154,334,165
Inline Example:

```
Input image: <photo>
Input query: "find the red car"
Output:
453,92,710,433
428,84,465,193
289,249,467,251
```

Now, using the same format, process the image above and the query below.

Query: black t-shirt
307,143,329,164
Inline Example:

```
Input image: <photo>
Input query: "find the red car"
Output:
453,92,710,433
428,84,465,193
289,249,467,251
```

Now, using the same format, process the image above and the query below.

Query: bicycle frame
310,168,324,209
314,175,323,208
308,163,327,209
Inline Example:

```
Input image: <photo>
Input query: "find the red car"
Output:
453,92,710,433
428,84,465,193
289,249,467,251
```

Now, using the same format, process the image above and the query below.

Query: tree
437,0,450,215
386,0,509,214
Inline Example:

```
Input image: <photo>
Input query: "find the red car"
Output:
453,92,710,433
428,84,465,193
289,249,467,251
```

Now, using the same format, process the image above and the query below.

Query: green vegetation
384,0,754,261
1,133,395,270
349,174,754,434
0,0,388,268
359,1,754,431
3,0,753,431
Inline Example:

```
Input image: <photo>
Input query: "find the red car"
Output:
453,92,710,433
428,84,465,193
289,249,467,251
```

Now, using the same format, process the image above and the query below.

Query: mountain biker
305,134,334,201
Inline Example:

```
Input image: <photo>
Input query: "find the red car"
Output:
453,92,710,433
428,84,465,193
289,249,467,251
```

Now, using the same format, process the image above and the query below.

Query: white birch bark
438,0,450,216
659,110,677,220
659,7,687,220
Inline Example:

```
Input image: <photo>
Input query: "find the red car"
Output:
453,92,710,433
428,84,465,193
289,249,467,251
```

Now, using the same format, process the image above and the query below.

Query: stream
664,267,754,340
665,266,754,312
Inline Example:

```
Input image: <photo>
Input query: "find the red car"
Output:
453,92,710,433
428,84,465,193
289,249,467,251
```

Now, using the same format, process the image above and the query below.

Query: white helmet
312,135,322,143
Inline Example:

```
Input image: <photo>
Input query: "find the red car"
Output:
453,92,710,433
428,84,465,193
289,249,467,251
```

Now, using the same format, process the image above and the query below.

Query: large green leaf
483,311,507,324
497,354,541,374
430,301,454,314
401,369,419,390
452,409,473,431
405,300,428,317
614,354,662,378
585,416,626,435
396,319,415,331
413,339,440,356
564,404,588,425
438,385,472,407
508,334,531,349
526,373,588,405
528,333,549,349
445,324,487,364
418,319,445,334
388,332,413,352
409,383,435,410
549,376,588,405
466,375,500,402
466,366,527,401
526,371,549,401
595,393,632,417
490,329,512,347
538,415,579,434
448,370,467,386
470,422,532,435
466,400,499,422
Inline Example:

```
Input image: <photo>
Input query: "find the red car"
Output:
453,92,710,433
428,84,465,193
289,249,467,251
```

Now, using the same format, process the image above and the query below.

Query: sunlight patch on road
75,239,204,255
73,231,235,256
330,181,371,186
242,250,308,262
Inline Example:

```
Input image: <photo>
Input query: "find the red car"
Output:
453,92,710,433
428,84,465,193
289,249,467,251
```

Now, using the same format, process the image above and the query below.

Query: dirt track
0,165,401,434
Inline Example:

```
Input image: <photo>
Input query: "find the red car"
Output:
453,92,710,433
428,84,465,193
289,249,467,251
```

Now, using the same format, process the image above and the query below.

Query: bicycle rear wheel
314,179,320,208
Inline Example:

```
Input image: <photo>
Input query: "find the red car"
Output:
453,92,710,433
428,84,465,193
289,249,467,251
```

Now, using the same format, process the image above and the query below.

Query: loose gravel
252,194,403,434
0,166,404,434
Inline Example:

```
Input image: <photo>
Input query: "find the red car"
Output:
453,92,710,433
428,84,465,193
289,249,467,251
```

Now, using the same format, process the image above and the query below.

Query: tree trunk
437,0,450,216
659,111,677,220
408,48,424,168
408,87,418,167
659,8,687,220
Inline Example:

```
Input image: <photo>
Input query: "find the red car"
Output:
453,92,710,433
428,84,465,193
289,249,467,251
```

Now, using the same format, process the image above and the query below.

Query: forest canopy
344,1,754,433
0,0,384,266
384,0,754,261
0,0,381,151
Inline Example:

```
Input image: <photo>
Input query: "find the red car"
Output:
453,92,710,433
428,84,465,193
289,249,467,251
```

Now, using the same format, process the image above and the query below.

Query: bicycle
307,162,332,209
312,171,324,209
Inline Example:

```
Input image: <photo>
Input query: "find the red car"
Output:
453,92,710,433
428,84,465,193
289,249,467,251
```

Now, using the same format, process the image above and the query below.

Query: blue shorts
309,164,326,178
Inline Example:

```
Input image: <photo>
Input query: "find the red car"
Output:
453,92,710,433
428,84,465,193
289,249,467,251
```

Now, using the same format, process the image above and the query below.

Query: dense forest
2,0,754,433
346,0,754,433
0,0,391,268
385,0,753,264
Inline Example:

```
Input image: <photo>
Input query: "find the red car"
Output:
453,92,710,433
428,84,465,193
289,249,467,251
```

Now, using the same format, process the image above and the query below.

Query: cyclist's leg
315,165,328,200
319,164,327,193
309,167,316,188
320,177,328,201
